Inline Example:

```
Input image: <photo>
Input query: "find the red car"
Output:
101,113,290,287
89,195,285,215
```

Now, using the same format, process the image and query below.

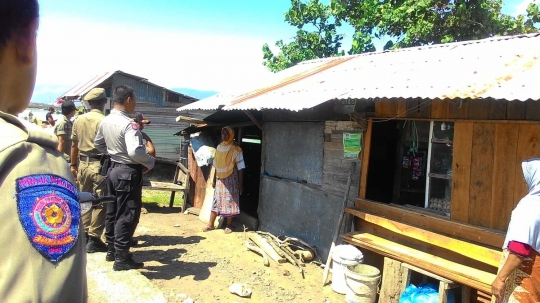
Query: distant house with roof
57,70,199,161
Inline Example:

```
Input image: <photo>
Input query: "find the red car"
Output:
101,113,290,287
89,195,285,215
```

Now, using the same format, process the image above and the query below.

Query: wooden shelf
431,138,453,145
400,188,425,193
428,173,452,180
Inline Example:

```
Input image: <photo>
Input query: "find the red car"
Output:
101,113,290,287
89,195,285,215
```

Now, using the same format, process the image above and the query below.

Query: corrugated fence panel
142,125,181,160
263,122,324,185
113,74,163,105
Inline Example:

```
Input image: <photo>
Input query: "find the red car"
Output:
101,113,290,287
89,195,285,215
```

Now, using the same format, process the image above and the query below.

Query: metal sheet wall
112,74,164,106
263,122,324,185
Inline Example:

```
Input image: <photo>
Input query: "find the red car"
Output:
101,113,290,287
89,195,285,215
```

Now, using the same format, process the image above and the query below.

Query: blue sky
33,0,535,103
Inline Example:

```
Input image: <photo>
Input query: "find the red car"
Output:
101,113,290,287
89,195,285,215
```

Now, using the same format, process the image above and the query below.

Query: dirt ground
122,204,345,303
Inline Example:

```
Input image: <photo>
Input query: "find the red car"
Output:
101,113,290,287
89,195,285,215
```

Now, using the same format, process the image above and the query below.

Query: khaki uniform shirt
95,109,155,170
0,111,87,302
72,109,104,157
54,114,73,161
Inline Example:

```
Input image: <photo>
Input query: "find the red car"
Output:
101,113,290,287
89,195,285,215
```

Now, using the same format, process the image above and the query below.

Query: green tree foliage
262,0,345,72
263,0,540,72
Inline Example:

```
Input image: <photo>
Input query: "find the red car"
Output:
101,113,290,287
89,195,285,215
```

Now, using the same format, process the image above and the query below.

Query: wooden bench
142,162,189,209
341,199,505,301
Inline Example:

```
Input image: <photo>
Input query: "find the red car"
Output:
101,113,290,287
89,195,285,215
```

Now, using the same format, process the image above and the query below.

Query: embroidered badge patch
16,174,80,263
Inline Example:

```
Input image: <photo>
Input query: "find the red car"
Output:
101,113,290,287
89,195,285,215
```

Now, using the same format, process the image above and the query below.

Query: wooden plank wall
451,122,540,231
322,121,362,200
188,147,210,209
374,98,540,121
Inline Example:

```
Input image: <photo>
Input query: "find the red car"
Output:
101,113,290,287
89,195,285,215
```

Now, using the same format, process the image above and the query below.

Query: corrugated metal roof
57,70,197,102
178,34,540,112
58,71,116,101
175,58,337,111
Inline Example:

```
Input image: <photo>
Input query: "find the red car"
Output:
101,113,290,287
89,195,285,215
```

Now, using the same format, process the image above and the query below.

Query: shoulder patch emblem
131,123,139,130
16,174,80,263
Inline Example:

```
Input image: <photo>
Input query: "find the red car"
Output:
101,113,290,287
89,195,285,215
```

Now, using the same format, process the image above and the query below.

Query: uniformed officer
54,100,77,162
71,88,108,253
95,85,155,271
0,1,87,301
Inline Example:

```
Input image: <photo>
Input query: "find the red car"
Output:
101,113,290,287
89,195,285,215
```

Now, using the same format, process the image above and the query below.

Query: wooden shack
177,33,540,302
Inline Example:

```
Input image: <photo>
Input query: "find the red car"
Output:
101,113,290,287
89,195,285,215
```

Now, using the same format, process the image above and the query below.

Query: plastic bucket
344,264,381,303
331,246,363,294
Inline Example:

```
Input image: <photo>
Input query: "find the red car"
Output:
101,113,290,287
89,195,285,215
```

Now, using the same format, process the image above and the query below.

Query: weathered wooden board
380,258,405,303
513,124,540,207
448,98,469,119
397,99,407,118
468,123,495,228
406,98,431,118
506,100,527,120
341,233,495,294
525,100,540,121
188,146,208,209
322,122,362,200
350,200,505,248
142,180,185,191
490,124,519,231
351,210,501,267
431,98,449,119
375,99,383,117
451,122,473,223
360,120,373,198
488,100,507,120
467,99,490,120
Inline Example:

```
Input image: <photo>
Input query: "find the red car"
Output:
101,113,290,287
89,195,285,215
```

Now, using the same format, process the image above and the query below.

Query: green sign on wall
343,132,362,159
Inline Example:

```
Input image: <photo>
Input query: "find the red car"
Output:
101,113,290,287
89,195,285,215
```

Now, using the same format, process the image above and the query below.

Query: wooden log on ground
245,241,269,267
248,233,286,264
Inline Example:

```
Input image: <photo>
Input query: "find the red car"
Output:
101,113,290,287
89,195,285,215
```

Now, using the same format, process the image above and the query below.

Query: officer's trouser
78,157,106,239
105,162,143,252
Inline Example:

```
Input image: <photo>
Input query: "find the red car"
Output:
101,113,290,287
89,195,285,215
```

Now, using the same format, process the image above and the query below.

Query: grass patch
142,190,184,208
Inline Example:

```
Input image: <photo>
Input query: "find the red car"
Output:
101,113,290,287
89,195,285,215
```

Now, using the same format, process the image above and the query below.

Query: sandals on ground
202,226,214,232
224,227,233,234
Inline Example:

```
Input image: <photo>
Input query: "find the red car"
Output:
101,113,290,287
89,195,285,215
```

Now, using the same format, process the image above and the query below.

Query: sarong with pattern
211,168,240,217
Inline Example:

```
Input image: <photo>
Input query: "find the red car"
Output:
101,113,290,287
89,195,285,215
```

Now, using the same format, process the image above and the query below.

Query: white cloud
513,0,536,16
36,15,275,95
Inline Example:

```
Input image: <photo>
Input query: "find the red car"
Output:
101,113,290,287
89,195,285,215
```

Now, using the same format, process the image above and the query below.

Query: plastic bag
399,284,418,303
399,283,455,303
194,145,216,167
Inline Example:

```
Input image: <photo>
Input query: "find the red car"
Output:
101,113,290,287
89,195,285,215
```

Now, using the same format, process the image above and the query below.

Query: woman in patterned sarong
491,159,540,303
203,126,245,234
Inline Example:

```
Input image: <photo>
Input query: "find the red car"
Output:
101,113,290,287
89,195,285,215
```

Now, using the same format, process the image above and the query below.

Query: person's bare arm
57,135,65,153
491,253,523,300
70,142,79,180
145,140,156,158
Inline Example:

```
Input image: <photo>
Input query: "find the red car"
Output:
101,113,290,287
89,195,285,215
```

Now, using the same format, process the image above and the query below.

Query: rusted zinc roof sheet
58,71,116,100
58,70,197,102
178,34,540,112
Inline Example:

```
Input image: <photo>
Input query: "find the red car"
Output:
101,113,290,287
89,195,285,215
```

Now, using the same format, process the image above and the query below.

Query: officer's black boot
86,236,107,253
113,250,144,271
105,244,115,262
129,239,139,247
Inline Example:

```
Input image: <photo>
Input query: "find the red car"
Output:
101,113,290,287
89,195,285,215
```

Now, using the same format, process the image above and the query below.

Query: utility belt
79,155,101,162
111,162,143,170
